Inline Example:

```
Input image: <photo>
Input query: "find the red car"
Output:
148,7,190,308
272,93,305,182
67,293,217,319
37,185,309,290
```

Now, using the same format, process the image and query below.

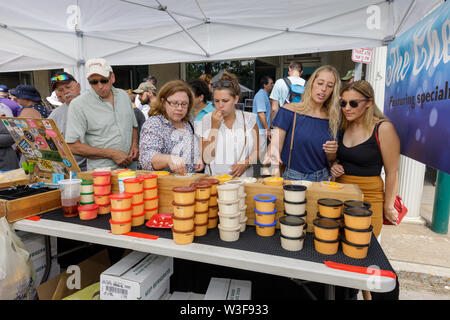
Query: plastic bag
0,217,36,300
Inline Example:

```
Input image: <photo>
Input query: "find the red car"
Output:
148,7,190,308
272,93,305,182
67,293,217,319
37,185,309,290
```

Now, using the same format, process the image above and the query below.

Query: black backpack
283,77,305,104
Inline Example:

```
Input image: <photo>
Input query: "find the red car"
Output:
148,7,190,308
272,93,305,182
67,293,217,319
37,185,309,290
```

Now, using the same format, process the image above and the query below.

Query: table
13,210,397,299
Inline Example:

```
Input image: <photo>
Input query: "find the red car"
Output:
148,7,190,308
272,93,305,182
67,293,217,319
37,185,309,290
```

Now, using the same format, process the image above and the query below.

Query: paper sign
351,48,373,64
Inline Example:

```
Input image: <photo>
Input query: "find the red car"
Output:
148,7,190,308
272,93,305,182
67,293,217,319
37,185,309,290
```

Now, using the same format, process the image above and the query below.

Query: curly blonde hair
293,65,341,140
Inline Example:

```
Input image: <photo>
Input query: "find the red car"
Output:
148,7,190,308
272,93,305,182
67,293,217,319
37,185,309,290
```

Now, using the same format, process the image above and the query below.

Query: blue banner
385,1,450,174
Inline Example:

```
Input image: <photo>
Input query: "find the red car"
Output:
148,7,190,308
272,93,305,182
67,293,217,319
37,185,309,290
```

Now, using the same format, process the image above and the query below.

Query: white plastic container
283,184,307,202
216,184,240,201
239,204,247,220
279,215,306,238
239,193,247,209
217,198,240,214
280,233,306,251
218,212,241,228
218,224,240,242
224,180,245,194
283,199,307,216
239,216,248,232
118,171,136,193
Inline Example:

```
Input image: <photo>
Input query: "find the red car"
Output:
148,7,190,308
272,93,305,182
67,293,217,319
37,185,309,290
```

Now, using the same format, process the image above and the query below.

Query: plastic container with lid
279,216,305,238
80,200,95,206
172,215,195,232
317,198,343,219
198,178,220,193
214,174,232,184
283,184,307,202
124,177,144,194
78,204,99,220
92,171,111,185
194,210,209,225
98,203,111,215
238,193,246,209
209,205,219,218
313,218,340,241
218,224,240,242
314,236,339,255
80,181,94,194
140,174,158,189
94,193,111,206
131,211,145,227
208,193,218,207
342,236,370,259
194,222,208,237
224,180,244,194
208,216,218,229
172,201,195,218
254,194,277,212
239,204,247,220
194,199,209,212
283,199,306,216
110,193,133,210
254,220,277,237
93,183,111,195
127,191,144,205
110,207,132,222
143,185,158,199
216,184,239,201
217,199,240,215
172,227,195,245
280,233,306,252
263,176,284,186
132,201,145,216
190,182,212,201
239,216,248,232
144,207,158,220
144,195,159,210
118,171,136,193
344,200,371,210
344,225,373,245
172,186,196,205
110,218,132,235
254,208,277,225
218,211,240,228
80,192,95,204
343,207,373,230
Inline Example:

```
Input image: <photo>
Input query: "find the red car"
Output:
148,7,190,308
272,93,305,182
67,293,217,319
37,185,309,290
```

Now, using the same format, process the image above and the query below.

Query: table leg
324,284,335,300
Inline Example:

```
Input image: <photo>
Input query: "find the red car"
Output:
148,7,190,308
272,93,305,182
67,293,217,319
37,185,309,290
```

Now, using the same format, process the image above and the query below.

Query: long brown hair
339,80,387,134
213,71,241,98
293,65,341,140
148,80,194,122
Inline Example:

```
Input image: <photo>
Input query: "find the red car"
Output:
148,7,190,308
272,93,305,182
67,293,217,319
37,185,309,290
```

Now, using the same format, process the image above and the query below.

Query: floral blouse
139,115,200,172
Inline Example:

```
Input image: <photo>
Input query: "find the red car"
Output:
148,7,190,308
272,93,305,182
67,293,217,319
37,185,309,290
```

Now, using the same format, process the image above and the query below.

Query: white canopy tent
0,0,442,88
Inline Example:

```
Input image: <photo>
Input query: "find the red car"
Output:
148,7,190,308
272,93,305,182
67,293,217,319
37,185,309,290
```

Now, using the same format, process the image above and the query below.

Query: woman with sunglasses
264,65,341,181
199,71,259,177
139,80,204,175
331,80,400,234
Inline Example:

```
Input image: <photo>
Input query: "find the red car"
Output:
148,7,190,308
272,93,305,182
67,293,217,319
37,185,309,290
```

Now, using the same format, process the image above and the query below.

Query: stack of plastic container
109,192,133,235
313,198,343,255
254,194,277,237
171,186,196,245
80,180,94,206
190,182,212,237
140,174,159,220
342,200,373,259
123,177,145,227
198,178,220,230
92,171,112,215
216,183,241,242
224,180,247,232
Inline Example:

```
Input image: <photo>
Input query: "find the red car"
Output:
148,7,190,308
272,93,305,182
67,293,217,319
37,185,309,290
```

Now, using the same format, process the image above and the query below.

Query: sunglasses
212,80,232,88
339,99,369,108
51,74,70,82
88,77,110,85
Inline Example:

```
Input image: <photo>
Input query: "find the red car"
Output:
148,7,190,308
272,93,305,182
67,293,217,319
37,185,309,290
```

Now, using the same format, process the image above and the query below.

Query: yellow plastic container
98,203,111,215
254,208,277,225
209,194,218,207
343,207,373,230
143,185,158,199
110,207,132,222
194,199,209,212
132,201,145,216
131,212,145,227
78,204,98,220
124,178,144,194
198,178,220,194
172,216,195,232
109,193,133,210
317,198,343,219
144,207,158,220
341,238,369,259
209,205,219,218
208,216,218,229
344,225,373,245
190,182,212,201
173,186,196,205
92,171,111,185
172,227,195,245
94,193,111,206
313,218,340,241
255,220,277,237
93,183,111,195
313,237,339,255
118,171,136,193
194,210,209,225
263,176,283,186
127,191,144,205
194,223,208,237
172,201,195,218
254,194,277,212
144,195,159,210
110,218,132,235
140,174,158,189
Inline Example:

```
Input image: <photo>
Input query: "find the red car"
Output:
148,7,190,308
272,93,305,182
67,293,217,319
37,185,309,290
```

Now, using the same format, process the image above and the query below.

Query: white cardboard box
100,251,173,300
169,291,206,300
204,277,251,300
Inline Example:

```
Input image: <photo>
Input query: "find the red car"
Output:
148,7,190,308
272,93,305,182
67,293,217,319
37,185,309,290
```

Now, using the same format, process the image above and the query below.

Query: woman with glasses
263,65,341,181
331,80,400,234
139,80,204,175
199,71,259,177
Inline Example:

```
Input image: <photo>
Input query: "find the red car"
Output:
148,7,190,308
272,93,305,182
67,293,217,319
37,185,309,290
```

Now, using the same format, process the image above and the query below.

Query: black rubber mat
39,209,395,272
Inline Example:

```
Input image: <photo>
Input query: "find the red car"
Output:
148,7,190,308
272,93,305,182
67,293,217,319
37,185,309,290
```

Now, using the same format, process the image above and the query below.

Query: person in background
135,75,158,111
0,84,22,117
269,61,305,122
139,80,204,175
125,89,146,147
264,65,341,181
133,82,157,120
48,72,86,171
66,58,139,171
11,85,50,118
199,71,259,178
45,90,63,110
0,104,19,170
199,74,213,94
143,75,158,87
341,69,355,85
189,79,215,122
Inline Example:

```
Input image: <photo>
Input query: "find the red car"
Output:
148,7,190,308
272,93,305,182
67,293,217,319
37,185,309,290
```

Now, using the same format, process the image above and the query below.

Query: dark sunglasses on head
339,98,369,108
212,80,232,88
89,78,110,85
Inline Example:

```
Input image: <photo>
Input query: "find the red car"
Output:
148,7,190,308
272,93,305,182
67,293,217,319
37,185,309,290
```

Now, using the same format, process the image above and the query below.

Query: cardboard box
63,282,100,300
169,291,205,300
37,249,110,300
204,278,252,300
100,251,173,300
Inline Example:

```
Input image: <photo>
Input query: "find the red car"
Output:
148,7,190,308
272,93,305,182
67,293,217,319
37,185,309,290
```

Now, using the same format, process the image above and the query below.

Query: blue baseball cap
0,84,8,93
10,85,41,102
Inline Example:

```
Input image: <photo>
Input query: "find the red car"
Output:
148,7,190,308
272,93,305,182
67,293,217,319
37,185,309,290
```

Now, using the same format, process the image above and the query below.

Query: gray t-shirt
65,87,138,171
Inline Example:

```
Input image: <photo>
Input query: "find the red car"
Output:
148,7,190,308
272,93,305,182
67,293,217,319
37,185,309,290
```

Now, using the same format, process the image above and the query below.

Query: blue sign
384,1,450,174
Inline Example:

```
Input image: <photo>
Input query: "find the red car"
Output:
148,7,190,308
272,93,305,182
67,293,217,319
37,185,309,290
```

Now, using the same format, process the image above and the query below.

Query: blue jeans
283,167,330,182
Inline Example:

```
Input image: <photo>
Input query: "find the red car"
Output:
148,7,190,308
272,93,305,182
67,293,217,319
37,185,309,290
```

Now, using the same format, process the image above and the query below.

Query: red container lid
109,218,132,224
144,195,159,201
125,191,144,195
172,200,195,206
94,193,112,197
110,207,132,212
132,201,145,206
144,206,159,211
141,174,158,180
123,178,142,184
144,185,159,190
92,171,111,176
78,204,99,211
132,211,145,218
190,182,212,189
110,193,133,200
98,203,111,207
93,183,112,187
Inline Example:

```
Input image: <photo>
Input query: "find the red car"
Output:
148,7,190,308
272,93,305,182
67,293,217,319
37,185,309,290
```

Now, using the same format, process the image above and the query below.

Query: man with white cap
65,58,139,170
132,82,157,120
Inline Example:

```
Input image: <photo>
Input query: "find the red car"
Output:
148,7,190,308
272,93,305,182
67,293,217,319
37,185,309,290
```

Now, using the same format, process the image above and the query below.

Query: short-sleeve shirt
194,102,215,122
0,97,22,117
272,107,332,174
269,76,306,107
252,88,271,131
139,115,199,173
65,87,138,171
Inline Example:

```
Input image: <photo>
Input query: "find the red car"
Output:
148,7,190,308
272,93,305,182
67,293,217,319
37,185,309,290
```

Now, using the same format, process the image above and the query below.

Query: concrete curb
391,260,450,278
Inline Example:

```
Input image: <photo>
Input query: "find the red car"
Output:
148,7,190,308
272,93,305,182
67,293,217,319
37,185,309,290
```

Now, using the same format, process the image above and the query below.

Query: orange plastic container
172,201,195,218
255,220,277,237
341,237,370,259
194,223,208,237
209,205,219,218
317,198,343,219
94,193,111,206
194,210,209,225
172,227,195,245
208,216,218,229
92,171,111,185
98,203,111,215
172,216,195,232
172,186,196,204
140,174,158,189
254,194,277,212
109,193,133,210
313,218,340,241
131,211,145,227
144,195,159,210
110,218,132,235
313,237,339,255
93,183,111,195
124,178,144,193
78,204,99,220
127,191,144,205
143,185,158,199
198,178,219,194
343,207,373,230
190,182,212,200
209,193,218,207
194,199,209,212
110,207,132,222
144,207,158,220
132,201,145,216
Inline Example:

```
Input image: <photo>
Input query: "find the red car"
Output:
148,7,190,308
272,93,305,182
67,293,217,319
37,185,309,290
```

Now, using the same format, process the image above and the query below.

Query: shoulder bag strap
286,109,298,180
237,111,247,163
374,120,385,151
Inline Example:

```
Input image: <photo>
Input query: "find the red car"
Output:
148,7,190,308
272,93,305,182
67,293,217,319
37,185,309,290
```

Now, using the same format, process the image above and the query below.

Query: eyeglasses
212,80,232,88
51,74,70,83
339,99,369,108
88,77,110,85
166,100,189,108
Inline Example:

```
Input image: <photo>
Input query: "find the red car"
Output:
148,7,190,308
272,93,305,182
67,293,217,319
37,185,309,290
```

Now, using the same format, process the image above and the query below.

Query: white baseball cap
85,58,113,78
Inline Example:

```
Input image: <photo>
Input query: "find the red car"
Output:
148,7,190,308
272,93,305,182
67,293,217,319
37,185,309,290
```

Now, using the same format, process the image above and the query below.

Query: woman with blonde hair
139,80,204,175
264,65,341,181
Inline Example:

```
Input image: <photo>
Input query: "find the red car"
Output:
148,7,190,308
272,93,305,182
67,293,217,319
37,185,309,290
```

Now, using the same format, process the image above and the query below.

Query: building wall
148,63,181,90
33,70,51,99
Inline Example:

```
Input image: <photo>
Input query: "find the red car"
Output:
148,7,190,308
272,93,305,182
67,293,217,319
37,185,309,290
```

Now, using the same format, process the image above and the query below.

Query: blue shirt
272,107,333,173
194,101,215,121
252,89,271,130
0,97,22,117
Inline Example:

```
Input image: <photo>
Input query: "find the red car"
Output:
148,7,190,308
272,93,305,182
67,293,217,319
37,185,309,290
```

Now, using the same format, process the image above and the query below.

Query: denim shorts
283,167,330,182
